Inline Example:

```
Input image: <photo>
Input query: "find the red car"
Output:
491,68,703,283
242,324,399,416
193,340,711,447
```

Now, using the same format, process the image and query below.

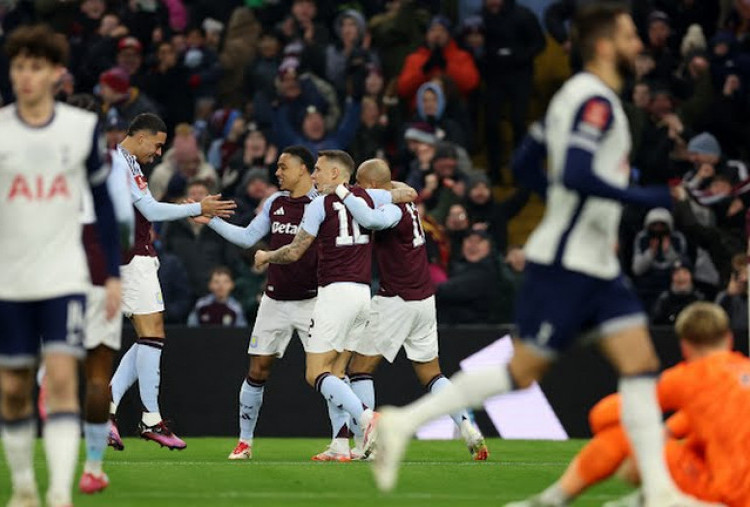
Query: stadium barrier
114,325,748,439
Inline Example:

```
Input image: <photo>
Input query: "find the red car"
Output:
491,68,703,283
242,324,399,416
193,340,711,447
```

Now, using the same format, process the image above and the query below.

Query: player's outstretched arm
134,193,236,222
206,215,270,249
255,229,315,267
512,121,548,199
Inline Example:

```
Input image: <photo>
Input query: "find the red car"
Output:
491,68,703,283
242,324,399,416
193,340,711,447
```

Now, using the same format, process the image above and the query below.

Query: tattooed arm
254,229,316,268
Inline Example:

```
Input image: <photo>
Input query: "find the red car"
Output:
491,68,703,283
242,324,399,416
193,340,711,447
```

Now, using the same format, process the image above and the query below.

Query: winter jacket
482,0,546,80
397,39,480,99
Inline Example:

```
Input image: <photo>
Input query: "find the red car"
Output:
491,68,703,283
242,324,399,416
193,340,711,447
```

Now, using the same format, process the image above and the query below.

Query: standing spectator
422,142,470,224
150,128,219,200
277,0,329,77
98,66,159,125
224,126,277,198
233,168,278,226
115,36,146,88
142,40,193,133
244,31,282,99
325,9,378,99
715,254,749,333
645,11,678,83
465,173,530,255
272,99,361,154
188,266,248,327
482,0,545,183
368,0,430,80
632,207,690,309
412,81,468,149
75,12,127,91
183,26,222,102
350,96,387,165
397,15,480,102
444,203,471,260
162,182,242,298
436,230,499,324
650,261,705,324
206,110,246,175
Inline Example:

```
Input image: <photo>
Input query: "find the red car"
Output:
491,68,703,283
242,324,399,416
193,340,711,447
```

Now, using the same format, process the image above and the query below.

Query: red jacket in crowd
397,40,480,100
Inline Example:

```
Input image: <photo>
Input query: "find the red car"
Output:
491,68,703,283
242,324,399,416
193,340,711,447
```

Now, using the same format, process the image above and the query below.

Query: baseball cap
117,36,143,53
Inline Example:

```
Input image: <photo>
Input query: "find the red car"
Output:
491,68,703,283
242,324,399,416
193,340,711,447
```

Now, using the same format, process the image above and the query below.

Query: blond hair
675,302,730,346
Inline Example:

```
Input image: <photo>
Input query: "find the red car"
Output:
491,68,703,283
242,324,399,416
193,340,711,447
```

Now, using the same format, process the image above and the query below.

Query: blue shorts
515,263,646,357
0,294,86,368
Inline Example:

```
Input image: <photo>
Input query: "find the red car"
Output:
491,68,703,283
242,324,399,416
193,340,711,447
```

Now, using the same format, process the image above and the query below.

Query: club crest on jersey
581,99,610,132
135,174,148,190
6,174,70,201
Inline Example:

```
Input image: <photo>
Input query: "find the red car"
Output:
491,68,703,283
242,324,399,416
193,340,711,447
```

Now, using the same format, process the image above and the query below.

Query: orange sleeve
665,410,690,438
657,363,690,412
397,52,429,99
589,393,621,435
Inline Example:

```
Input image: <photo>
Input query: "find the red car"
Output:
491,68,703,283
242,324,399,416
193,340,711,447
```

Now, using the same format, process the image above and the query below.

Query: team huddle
2,3,750,507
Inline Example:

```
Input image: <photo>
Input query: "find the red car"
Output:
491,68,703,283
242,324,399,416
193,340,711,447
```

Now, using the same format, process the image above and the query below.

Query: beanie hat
99,67,130,94
687,132,721,158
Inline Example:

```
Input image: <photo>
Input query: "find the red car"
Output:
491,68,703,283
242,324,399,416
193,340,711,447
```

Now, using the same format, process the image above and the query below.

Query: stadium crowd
0,0,747,332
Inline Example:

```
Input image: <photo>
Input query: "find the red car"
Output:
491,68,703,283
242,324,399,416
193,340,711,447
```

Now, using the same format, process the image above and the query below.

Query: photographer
632,207,689,309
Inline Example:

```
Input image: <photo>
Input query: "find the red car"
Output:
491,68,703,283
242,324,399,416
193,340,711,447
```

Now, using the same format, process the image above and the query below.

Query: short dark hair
571,2,629,63
4,24,69,65
282,145,316,174
127,113,167,136
318,149,355,176
210,266,233,280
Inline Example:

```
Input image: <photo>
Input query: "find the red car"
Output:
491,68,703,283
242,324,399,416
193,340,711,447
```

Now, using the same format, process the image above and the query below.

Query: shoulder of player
266,190,290,206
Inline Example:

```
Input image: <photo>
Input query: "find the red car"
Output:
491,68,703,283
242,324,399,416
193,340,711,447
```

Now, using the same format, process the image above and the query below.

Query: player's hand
104,277,122,321
191,215,211,225
200,194,237,218
254,250,271,269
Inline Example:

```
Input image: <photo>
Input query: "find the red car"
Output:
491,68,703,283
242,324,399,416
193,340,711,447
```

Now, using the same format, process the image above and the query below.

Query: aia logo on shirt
582,99,610,132
6,174,70,201
135,174,148,191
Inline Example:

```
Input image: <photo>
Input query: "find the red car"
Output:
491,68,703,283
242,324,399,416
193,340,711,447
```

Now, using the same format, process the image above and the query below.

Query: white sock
316,374,366,437
142,411,162,427
43,412,80,506
400,367,513,433
327,398,351,440
1,417,37,492
110,343,139,412
83,422,109,475
349,374,375,408
538,481,570,505
427,375,471,428
619,375,677,498
239,378,264,441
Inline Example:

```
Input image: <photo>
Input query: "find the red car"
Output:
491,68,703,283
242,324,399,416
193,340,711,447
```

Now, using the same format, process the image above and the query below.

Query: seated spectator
651,260,705,324
465,173,530,255
397,15,480,102
150,125,219,200
99,66,159,126
715,253,748,333
187,266,248,327
632,207,689,309
436,230,498,324
153,229,193,324
161,181,242,297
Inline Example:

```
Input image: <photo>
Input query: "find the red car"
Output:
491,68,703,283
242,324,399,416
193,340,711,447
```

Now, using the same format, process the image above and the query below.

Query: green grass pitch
1,438,633,505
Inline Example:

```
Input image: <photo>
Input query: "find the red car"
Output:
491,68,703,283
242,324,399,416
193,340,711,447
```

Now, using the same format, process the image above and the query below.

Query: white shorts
121,255,164,317
307,283,371,354
356,295,438,363
248,294,316,357
84,285,123,351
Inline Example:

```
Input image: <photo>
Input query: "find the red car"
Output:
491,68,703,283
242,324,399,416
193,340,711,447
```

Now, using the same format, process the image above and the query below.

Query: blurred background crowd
0,0,747,337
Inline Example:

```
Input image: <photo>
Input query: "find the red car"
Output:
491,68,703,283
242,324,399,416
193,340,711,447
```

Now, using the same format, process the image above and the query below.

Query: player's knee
617,354,660,377
44,370,77,403
248,361,273,382
85,378,110,407
1,389,32,419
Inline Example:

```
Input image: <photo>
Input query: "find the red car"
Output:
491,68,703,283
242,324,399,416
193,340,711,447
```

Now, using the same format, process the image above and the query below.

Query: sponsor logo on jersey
6,174,70,201
273,206,285,216
271,221,298,235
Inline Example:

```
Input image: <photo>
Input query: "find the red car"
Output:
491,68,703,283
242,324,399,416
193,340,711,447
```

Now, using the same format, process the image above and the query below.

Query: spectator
368,0,430,80
276,0,330,77
325,9,378,99
417,201,451,285
217,8,261,107
465,173,530,255
224,125,277,198
404,124,438,191
715,253,749,333
397,15,480,102
482,0,545,182
650,260,705,325
150,127,219,200
75,12,127,91
141,40,193,133
153,229,193,324
645,11,678,83
244,31,282,99
206,109,245,175
183,26,222,101
444,203,471,260
103,115,127,150
495,245,526,322
350,96,387,165
98,66,159,126
233,168,278,226
187,266,248,327
436,230,498,324
412,81,468,149
115,36,146,88
632,207,690,309
421,142,470,224
162,181,242,297
272,99,361,154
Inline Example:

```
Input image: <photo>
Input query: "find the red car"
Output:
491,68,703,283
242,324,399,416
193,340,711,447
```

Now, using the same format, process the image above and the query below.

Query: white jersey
0,103,101,300
525,72,631,280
